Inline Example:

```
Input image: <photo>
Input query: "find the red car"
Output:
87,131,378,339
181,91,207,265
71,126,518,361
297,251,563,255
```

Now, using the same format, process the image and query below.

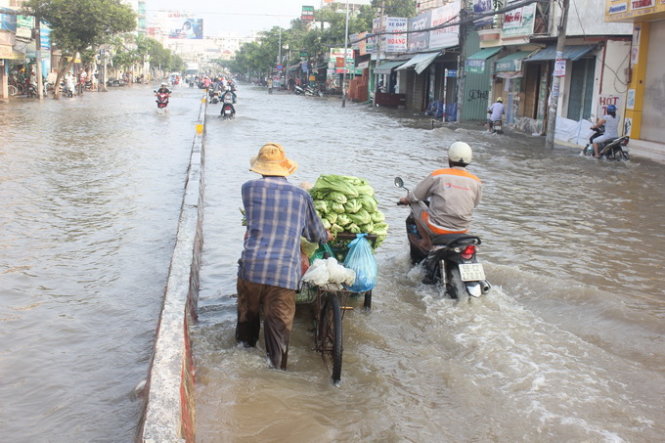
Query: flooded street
0,87,201,440
1,83,664,442
195,86,665,441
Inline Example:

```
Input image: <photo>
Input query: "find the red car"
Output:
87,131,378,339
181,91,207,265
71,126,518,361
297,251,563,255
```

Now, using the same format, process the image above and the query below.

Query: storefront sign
429,1,460,49
0,30,15,46
384,17,407,53
502,2,536,38
408,10,430,53
466,59,487,74
605,0,665,20
40,25,50,50
16,15,34,39
445,69,457,78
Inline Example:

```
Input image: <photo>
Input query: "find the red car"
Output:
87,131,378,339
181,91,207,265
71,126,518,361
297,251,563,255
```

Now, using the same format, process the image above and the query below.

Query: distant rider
592,104,619,158
398,141,482,241
487,97,504,132
156,82,171,95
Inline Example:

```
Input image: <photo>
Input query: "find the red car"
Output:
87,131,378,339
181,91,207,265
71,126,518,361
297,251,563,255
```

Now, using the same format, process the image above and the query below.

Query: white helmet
448,142,472,165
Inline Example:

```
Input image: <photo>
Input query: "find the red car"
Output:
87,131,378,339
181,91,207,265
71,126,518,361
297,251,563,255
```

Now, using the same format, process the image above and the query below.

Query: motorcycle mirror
394,177,405,189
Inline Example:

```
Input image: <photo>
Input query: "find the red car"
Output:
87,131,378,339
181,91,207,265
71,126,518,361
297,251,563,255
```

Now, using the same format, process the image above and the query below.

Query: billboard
166,12,203,39
502,1,536,38
408,10,431,53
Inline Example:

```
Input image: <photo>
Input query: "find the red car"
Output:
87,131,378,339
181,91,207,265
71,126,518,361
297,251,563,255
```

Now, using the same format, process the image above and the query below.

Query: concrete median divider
138,97,207,442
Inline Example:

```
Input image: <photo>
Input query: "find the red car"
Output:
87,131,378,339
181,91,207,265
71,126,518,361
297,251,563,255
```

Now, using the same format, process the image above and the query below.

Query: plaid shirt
238,177,328,290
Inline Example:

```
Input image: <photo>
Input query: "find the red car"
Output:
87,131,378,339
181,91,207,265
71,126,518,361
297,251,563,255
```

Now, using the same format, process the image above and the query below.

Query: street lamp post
341,0,349,108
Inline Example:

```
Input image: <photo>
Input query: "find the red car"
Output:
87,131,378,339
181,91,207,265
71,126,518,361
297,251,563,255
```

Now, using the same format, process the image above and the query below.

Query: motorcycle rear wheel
446,266,468,303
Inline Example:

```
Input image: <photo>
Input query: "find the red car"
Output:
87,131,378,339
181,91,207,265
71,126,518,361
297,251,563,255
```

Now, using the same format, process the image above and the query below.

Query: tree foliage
230,0,416,78
23,0,136,55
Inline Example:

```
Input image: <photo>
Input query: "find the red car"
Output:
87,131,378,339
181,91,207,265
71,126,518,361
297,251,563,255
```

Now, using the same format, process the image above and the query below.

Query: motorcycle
208,89,221,104
154,90,170,109
395,177,491,301
488,119,503,134
305,83,324,97
221,95,235,119
59,82,74,98
581,129,630,161
294,84,305,95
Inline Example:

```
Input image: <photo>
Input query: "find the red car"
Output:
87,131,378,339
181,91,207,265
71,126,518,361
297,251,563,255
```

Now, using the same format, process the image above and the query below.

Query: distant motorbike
395,177,491,301
154,90,170,109
488,119,503,134
221,94,235,119
208,88,221,104
59,82,74,98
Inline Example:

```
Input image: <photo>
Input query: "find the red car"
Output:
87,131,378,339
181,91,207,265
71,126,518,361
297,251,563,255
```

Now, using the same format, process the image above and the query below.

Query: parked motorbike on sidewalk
294,84,305,95
395,177,491,301
154,90,170,109
305,83,324,97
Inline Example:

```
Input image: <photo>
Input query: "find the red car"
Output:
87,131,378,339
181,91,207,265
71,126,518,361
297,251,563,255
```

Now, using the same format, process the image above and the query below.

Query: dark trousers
235,277,296,370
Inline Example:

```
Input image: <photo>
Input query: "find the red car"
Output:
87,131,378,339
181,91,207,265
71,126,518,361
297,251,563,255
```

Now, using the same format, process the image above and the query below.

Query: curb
138,96,207,442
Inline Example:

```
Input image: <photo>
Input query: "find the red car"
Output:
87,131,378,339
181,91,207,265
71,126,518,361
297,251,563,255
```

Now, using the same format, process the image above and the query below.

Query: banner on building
165,12,203,39
408,10,431,53
429,1,460,50
502,1,536,38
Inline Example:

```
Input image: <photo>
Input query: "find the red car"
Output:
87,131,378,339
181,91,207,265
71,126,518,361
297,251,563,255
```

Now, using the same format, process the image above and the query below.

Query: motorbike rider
398,142,482,256
156,82,172,95
221,85,237,103
592,104,619,158
487,97,504,132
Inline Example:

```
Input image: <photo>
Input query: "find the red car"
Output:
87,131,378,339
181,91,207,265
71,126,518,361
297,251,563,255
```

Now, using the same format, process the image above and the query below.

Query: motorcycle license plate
458,263,485,281
225,109,231,114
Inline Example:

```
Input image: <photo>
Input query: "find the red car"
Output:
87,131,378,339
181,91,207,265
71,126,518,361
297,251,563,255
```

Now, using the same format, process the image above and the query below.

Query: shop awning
465,47,502,74
526,45,596,62
396,51,441,75
495,51,532,72
374,60,405,75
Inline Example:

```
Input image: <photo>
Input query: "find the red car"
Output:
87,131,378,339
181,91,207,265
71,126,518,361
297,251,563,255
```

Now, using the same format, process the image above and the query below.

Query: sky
145,0,320,38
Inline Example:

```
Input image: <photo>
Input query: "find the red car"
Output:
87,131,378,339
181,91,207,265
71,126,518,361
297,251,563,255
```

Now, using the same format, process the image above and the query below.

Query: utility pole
545,0,570,149
342,0,349,107
372,0,385,107
34,19,43,99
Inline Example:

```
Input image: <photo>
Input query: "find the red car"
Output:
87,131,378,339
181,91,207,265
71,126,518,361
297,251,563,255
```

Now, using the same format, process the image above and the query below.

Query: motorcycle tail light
622,137,630,146
461,245,476,260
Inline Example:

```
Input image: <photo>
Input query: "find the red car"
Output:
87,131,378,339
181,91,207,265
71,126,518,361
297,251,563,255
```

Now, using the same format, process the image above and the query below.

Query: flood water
0,86,201,440
194,86,665,442
1,84,663,442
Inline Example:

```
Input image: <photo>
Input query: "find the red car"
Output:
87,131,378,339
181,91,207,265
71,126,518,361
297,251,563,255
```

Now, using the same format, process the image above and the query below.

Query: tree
22,0,136,97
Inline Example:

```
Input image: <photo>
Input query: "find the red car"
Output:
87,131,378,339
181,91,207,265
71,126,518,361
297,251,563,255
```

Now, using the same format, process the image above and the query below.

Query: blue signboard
1,11,17,32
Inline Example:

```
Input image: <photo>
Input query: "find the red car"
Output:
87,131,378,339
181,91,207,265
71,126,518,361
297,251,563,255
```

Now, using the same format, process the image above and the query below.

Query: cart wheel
318,292,342,383
363,290,372,310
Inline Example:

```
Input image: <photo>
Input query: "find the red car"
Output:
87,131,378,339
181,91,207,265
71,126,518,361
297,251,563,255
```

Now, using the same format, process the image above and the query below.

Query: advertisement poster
16,15,34,39
429,1,460,49
502,2,536,38
408,10,431,53
473,0,493,28
301,6,314,22
166,12,203,39
627,89,635,109
554,55,566,77
40,25,51,50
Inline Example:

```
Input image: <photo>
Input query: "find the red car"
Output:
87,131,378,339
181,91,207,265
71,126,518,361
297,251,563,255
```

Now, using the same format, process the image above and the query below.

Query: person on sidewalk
236,143,331,370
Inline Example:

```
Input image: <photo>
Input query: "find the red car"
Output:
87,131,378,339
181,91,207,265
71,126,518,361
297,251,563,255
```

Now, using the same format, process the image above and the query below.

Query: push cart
296,232,376,383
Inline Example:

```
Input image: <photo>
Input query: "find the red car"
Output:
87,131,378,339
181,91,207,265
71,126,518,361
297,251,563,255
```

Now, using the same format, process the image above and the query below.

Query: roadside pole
372,0,385,107
34,20,43,100
342,0,349,107
545,0,570,149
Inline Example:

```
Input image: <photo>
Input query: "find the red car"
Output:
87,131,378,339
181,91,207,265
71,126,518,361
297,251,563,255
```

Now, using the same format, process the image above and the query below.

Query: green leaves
23,0,136,55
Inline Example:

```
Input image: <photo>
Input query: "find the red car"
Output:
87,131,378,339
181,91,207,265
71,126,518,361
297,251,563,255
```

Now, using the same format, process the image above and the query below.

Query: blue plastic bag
343,233,377,292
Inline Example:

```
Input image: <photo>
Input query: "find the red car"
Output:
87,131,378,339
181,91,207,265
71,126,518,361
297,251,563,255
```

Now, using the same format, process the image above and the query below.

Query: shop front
604,0,665,162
